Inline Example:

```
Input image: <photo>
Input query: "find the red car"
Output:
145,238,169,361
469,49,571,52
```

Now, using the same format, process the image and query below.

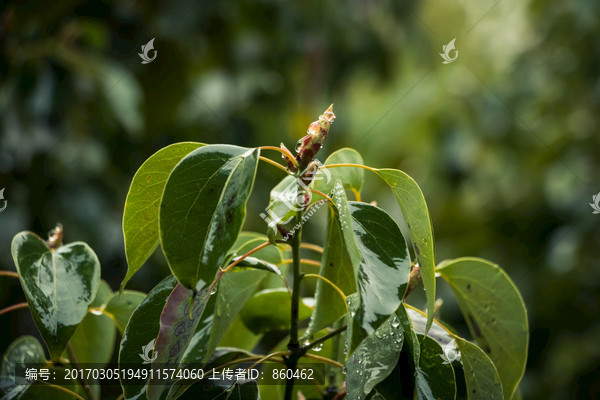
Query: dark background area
0,1,599,398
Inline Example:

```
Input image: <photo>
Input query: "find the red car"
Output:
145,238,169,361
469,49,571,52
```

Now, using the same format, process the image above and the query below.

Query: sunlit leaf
313,147,365,196
436,257,528,399
159,145,260,291
375,168,436,333
11,232,100,361
122,142,204,291
346,309,404,400
335,183,411,353
454,337,503,400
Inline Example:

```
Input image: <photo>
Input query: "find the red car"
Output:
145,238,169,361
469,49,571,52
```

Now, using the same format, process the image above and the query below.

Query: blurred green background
0,0,598,398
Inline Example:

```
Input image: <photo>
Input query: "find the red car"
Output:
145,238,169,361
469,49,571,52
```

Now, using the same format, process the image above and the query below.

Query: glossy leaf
372,305,419,400
313,147,365,195
306,205,356,336
405,305,454,349
105,290,146,334
240,288,312,334
414,334,456,400
122,142,204,291
147,283,213,400
454,337,503,400
337,191,411,353
346,311,404,400
1,336,46,383
375,168,436,333
68,280,115,366
119,276,177,400
262,174,299,236
437,257,528,399
159,145,260,291
11,232,100,361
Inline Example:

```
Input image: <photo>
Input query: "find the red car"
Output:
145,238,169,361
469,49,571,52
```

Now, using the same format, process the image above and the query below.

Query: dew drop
391,321,400,328
210,287,217,295
313,343,323,352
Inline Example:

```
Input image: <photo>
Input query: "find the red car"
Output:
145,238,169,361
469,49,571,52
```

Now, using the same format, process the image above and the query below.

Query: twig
0,302,28,316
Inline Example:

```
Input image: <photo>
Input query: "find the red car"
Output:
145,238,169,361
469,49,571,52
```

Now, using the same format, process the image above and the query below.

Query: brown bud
295,104,335,168
47,224,63,249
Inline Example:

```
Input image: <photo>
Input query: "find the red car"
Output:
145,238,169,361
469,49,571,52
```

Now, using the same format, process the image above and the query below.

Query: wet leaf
414,334,456,400
11,232,101,361
122,142,204,291
437,257,528,398
335,185,411,353
346,311,404,400
105,290,146,334
159,145,260,291
240,288,312,334
118,276,177,400
454,337,503,400
375,168,436,333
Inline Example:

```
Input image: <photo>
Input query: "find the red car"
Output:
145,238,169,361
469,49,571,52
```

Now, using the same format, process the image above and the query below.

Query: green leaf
68,280,115,366
346,312,404,400
146,284,214,400
404,305,454,349
375,168,436,333
159,145,260,291
337,192,411,353
313,147,365,195
414,334,456,400
306,206,356,336
122,142,204,291
118,276,177,400
372,305,419,400
0,336,47,400
105,290,146,334
11,232,101,361
436,257,528,399
454,337,503,400
262,174,298,236
240,288,312,334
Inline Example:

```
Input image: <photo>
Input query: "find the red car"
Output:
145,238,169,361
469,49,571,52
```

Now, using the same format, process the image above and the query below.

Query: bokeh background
1,0,599,398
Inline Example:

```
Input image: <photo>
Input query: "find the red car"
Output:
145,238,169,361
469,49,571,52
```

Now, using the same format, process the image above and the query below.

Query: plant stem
300,325,347,356
40,382,87,400
299,243,324,253
67,342,96,400
279,258,321,268
0,270,19,278
259,156,289,174
284,222,303,400
0,302,28,316
221,241,271,273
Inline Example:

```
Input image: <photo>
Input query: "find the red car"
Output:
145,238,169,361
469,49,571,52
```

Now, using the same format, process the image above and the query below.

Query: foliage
1,107,528,399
